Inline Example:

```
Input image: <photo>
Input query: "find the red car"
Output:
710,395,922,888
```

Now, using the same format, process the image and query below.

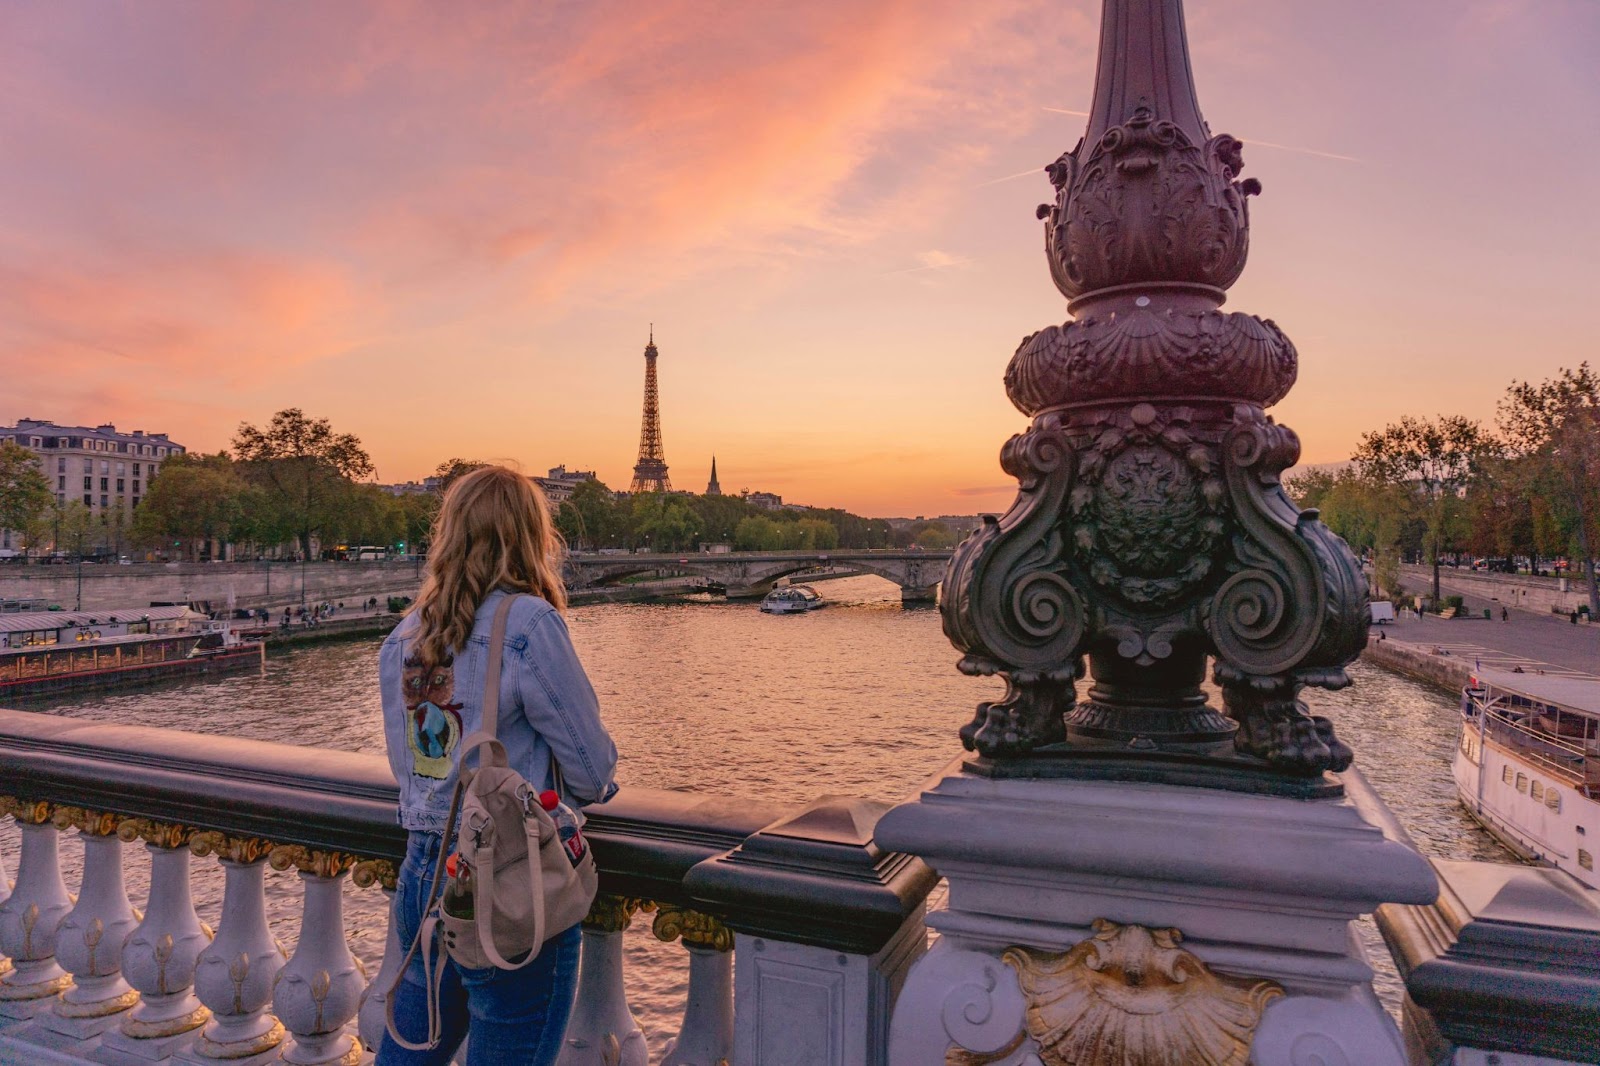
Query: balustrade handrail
0,707,933,952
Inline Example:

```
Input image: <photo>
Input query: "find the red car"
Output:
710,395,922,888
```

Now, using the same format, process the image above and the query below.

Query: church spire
706,456,721,496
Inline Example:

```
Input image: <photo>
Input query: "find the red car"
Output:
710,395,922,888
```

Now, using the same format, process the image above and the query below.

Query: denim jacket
379,589,619,833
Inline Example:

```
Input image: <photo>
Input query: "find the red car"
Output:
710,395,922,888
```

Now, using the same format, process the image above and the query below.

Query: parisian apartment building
1,418,185,548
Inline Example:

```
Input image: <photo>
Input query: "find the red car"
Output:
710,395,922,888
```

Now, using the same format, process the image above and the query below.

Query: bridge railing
0,710,935,1065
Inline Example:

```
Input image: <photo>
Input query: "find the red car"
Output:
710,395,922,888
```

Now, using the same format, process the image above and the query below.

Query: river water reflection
4,575,1510,1051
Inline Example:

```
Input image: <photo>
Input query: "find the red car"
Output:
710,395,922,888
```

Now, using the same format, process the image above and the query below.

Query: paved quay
1372,590,1600,680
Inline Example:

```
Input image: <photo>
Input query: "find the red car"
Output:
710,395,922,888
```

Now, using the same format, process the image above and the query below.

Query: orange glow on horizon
1,1,1595,517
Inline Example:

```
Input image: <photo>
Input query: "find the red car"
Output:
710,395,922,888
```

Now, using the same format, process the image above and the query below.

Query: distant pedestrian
1571,610,1579,625
1501,607,1508,622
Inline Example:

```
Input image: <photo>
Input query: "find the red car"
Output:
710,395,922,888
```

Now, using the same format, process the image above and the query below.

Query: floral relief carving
1001,920,1282,1066
651,903,733,952
583,894,653,933
190,831,275,865
117,816,196,850
1042,108,1259,303
1007,308,1296,415
350,858,398,892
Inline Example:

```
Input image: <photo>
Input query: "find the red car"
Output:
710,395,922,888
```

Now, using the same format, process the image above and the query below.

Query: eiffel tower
629,328,672,493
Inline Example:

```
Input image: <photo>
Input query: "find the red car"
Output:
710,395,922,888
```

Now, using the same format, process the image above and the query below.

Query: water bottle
539,790,588,867
442,852,475,919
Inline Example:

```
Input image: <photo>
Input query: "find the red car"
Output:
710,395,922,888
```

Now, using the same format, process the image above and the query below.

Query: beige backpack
387,593,599,1051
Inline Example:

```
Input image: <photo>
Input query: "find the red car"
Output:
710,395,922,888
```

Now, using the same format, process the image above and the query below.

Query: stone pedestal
1377,859,1600,1066
686,797,938,1066
877,768,1436,1065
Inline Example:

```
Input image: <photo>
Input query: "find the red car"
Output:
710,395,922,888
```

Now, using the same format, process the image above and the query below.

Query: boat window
1515,773,1528,793
1530,780,1544,801
1546,789,1561,812
1502,765,1514,785
1581,849,1594,872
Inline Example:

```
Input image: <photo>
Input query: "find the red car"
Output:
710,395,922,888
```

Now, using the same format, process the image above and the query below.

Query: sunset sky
2,1,1596,517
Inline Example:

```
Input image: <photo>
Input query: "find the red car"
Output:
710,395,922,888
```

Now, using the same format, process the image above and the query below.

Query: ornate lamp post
880,2,1436,1061
943,0,1365,781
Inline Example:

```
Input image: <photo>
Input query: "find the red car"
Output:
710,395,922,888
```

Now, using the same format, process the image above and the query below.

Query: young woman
378,465,618,1065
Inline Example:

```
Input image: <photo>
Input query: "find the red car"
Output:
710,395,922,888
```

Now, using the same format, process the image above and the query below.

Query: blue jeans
378,832,582,1066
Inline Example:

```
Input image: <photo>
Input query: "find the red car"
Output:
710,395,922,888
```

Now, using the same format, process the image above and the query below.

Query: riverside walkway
1376,587,1600,680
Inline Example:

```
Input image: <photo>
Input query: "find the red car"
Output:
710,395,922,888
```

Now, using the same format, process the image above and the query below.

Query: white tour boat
759,584,825,614
1455,667,1600,888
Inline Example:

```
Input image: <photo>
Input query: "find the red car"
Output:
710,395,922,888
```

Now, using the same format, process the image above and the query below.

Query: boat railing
1473,699,1592,786
0,708,936,1065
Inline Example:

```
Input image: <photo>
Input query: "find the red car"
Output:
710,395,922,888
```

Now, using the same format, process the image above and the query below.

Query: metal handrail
1478,706,1590,785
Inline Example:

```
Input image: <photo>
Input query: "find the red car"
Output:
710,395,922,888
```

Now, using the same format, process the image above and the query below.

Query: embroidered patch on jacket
402,655,463,779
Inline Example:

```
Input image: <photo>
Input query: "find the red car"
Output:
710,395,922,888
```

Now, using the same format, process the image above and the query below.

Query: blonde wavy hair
410,465,567,668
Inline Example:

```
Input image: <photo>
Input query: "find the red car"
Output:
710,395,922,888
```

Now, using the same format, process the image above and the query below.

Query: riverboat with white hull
759,584,825,614
1455,667,1600,888
0,606,264,699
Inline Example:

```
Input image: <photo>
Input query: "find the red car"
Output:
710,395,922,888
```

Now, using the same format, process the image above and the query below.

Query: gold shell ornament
1001,919,1282,1066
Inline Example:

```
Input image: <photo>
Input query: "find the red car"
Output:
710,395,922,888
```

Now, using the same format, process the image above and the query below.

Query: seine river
3,575,1509,1051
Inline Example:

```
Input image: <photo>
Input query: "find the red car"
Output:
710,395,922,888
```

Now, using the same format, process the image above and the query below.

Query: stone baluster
175,832,286,1066
0,820,12,980
99,818,214,1063
33,807,142,1048
558,895,650,1066
652,904,734,1066
0,798,73,1024
351,859,398,1053
268,845,367,1066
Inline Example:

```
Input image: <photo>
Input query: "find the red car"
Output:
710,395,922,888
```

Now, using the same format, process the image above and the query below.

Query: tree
336,483,406,547
631,493,701,552
51,499,95,555
0,441,52,553
1352,415,1494,603
1499,365,1600,614
433,458,487,494
793,517,839,550
395,492,438,554
232,409,374,559
566,479,622,551
734,515,785,551
130,453,248,560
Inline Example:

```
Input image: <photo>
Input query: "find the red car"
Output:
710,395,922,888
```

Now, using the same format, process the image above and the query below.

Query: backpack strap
383,592,517,1051
384,780,463,1051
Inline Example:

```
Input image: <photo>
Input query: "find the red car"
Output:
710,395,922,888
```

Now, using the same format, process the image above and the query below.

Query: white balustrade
100,822,215,1063
268,850,366,1066
663,943,734,1066
560,899,649,1066
0,821,11,981
0,813,883,1066
35,810,141,1046
176,837,286,1066
0,805,74,1021
354,865,398,1054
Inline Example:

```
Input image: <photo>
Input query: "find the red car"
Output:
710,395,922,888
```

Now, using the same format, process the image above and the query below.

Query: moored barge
0,607,263,699
1455,667,1600,888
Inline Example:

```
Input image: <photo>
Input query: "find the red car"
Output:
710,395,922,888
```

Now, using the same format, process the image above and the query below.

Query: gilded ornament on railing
117,816,196,850
582,894,653,933
0,795,53,825
189,830,275,865
651,903,734,952
267,844,357,879
350,858,398,892
996,919,1282,1066
51,805,121,837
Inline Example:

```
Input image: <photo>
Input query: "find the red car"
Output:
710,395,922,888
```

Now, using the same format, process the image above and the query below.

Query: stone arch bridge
564,550,952,603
